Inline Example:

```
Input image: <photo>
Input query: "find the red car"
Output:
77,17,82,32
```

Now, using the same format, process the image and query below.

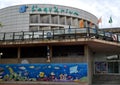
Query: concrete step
93,84,120,85
93,80,120,84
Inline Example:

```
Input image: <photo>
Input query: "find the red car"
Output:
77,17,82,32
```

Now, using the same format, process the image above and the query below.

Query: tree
0,22,3,27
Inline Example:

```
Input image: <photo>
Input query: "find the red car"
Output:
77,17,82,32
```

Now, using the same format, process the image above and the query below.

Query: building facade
0,4,98,32
0,4,120,85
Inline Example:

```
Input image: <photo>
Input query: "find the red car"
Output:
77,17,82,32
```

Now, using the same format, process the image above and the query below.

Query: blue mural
0,63,87,82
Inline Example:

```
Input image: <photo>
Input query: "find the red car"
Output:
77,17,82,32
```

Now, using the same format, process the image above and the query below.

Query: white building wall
0,4,98,32
0,6,29,32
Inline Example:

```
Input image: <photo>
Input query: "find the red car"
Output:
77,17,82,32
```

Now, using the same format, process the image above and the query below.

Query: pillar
17,47,21,63
85,21,88,28
57,15,60,24
49,15,52,24
85,45,93,85
38,14,40,23
70,17,72,25
64,16,67,25
46,45,52,63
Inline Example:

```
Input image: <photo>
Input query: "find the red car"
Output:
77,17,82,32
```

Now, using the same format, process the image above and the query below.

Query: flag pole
110,23,112,27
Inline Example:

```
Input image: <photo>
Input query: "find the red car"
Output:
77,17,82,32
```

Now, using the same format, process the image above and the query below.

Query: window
30,14,38,23
95,61,119,74
108,62,119,73
52,45,84,57
95,62,107,73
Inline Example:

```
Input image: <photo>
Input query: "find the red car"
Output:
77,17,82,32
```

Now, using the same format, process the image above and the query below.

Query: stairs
92,74,120,85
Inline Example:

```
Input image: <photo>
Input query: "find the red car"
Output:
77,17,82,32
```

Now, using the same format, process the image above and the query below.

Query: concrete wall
1,56,86,64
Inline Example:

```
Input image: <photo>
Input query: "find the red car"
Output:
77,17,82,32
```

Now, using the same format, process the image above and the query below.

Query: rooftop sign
19,5,28,13
19,5,79,16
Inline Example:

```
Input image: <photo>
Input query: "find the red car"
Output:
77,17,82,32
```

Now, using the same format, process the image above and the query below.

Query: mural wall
0,63,87,82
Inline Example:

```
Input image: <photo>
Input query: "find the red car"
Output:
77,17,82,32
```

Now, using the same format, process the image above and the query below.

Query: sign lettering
19,5,79,16
31,5,79,16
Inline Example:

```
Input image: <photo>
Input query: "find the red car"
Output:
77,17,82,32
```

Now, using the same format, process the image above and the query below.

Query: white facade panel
0,4,98,32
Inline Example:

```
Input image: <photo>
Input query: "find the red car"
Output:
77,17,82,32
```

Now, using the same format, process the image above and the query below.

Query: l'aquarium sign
19,5,79,16
19,5,28,13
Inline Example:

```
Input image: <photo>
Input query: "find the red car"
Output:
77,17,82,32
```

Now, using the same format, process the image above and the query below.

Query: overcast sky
0,0,120,28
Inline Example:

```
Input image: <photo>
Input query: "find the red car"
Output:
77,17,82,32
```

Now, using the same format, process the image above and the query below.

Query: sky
0,0,120,28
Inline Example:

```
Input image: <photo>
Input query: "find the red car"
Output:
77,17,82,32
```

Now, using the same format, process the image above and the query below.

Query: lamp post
0,52,3,64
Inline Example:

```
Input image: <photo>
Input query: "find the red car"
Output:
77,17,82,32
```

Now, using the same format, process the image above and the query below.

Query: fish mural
0,63,87,82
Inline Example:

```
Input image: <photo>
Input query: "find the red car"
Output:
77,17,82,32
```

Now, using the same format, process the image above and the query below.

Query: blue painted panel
0,63,87,82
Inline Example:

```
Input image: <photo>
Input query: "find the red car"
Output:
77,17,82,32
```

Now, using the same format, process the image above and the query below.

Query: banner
79,20,84,28
97,17,102,24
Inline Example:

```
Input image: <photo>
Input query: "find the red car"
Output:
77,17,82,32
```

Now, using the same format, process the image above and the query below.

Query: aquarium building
0,4,120,85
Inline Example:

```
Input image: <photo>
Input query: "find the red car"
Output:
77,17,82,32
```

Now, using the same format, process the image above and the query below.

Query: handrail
0,28,120,43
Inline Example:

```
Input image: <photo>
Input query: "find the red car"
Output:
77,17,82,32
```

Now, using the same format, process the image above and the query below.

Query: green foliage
0,23,2,27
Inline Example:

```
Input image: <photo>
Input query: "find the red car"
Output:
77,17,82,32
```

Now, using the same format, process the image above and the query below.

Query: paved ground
0,81,120,85
0,81,87,85
93,84,120,85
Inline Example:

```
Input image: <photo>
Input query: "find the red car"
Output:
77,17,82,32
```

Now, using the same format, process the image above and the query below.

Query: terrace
0,28,120,43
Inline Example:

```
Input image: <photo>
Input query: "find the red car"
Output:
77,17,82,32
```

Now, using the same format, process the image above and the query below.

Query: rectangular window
30,14,38,23
108,62,119,73
52,45,84,57
95,62,107,73
95,62,119,74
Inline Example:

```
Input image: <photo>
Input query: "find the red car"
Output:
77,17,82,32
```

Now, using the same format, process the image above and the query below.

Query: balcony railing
0,28,120,43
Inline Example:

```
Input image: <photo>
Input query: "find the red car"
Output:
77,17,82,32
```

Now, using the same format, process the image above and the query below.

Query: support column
49,15,52,24
76,18,78,28
46,45,52,63
57,15,60,24
38,14,40,23
0,52,3,64
37,26,39,31
17,47,21,63
64,16,67,25
70,17,72,25
85,45,93,85
85,20,88,28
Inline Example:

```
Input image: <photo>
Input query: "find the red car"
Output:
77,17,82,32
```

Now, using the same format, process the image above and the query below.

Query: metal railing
0,28,120,43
